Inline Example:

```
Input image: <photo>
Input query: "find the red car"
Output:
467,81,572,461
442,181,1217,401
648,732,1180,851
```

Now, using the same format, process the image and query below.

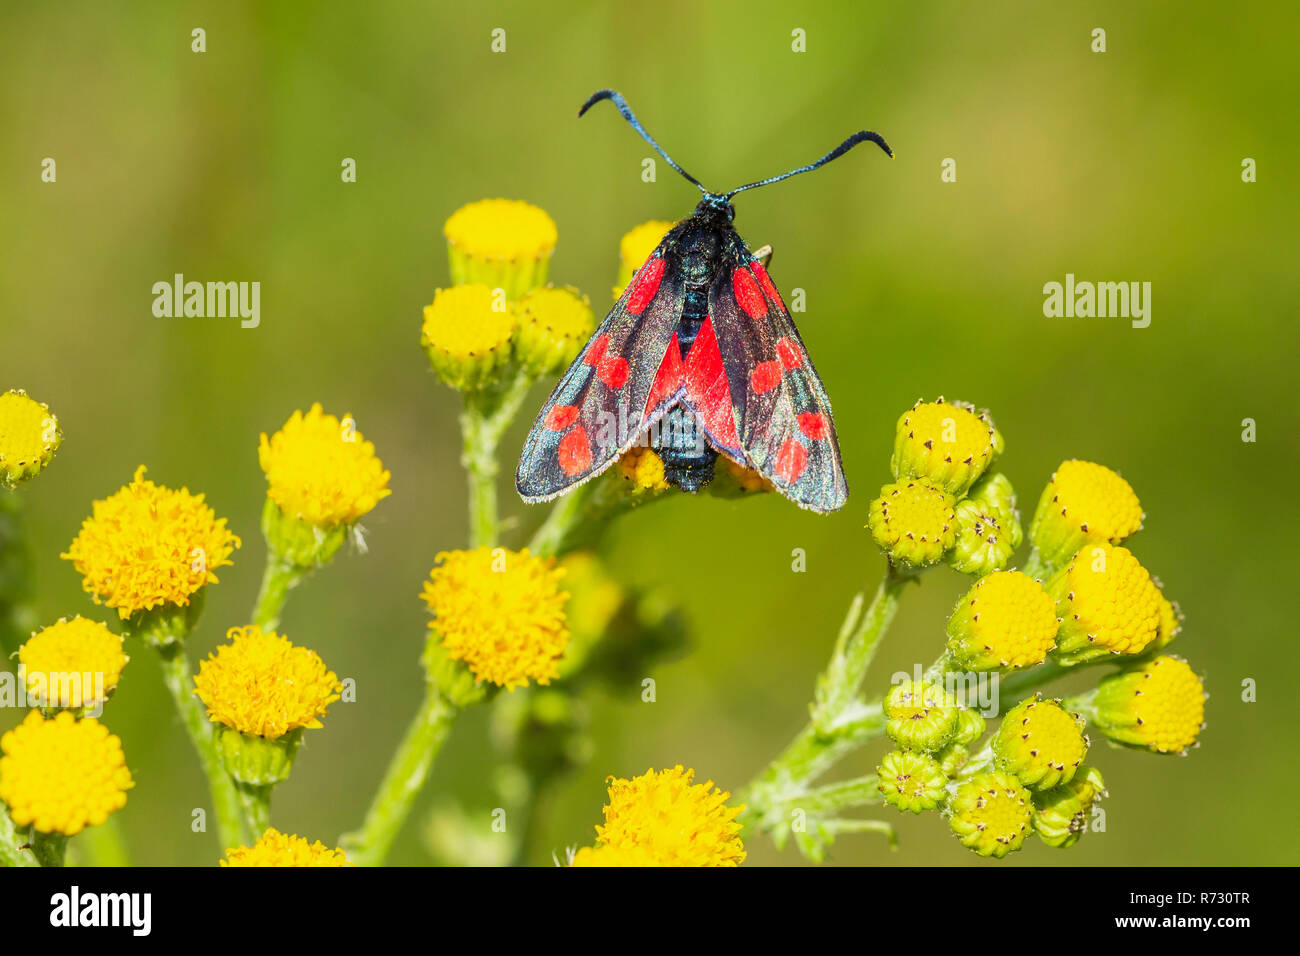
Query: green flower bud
885,678,959,752
513,285,595,378
1028,460,1143,571
948,771,1032,858
261,498,348,570
992,696,1088,791
935,741,970,777
215,725,302,786
877,749,948,814
890,398,1003,496
948,473,1023,576
953,706,987,746
867,479,956,572
946,570,1059,672
1032,765,1106,848
420,637,488,709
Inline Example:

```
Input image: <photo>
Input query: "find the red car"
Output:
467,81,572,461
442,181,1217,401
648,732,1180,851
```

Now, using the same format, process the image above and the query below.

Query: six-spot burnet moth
516,89,892,513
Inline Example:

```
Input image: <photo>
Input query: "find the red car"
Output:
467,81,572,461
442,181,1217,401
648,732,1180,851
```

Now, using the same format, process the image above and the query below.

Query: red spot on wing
751,360,783,395
732,266,767,319
798,411,829,440
626,257,666,315
597,355,629,389
645,333,685,416
545,405,579,431
684,318,740,449
776,337,803,370
584,334,609,367
774,439,808,484
558,426,592,476
751,260,781,303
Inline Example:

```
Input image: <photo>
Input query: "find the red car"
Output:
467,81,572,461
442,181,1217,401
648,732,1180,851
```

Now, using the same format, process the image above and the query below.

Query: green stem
237,784,272,836
0,808,35,867
769,774,883,817
251,555,308,631
461,371,535,550
31,831,67,867
526,479,598,558
0,491,38,658
156,643,247,850
344,685,458,866
78,816,132,867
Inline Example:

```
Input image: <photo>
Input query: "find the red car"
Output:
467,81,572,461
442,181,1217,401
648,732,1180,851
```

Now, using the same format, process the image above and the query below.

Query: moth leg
752,244,774,269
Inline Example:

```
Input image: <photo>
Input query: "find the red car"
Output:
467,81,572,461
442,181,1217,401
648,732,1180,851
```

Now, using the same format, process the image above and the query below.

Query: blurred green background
2,0,1297,866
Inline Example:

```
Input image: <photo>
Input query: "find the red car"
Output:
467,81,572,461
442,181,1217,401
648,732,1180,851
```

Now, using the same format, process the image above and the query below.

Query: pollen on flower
615,220,674,297
62,466,240,619
891,399,1001,495
221,827,351,867
0,389,61,487
992,697,1089,791
1094,656,1205,754
617,446,669,492
19,617,127,709
0,710,133,836
193,625,342,739
421,547,569,691
867,478,957,570
573,766,745,867
444,198,558,262
258,403,391,527
947,570,1059,671
1049,543,1161,664
948,771,1032,858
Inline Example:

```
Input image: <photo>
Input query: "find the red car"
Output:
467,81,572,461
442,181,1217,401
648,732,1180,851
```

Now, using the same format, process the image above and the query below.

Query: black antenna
724,130,893,200
579,89,709,196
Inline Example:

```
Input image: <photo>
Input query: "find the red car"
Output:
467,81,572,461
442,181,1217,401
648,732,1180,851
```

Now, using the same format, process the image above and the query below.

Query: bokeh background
2,0,1297,866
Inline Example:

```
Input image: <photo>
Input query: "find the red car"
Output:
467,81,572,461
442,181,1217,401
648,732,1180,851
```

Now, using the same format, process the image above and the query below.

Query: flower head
0,710,133,835
948,771,1032,858
513,285,595,376
867,478,956,571
421,284,517,390
949,473,1023,576
946,570,1059,672
221,827,350,867
0,389,61,488
614,220,674,297
421,547,569,691
193,625,342,739
1048,543,1161,665
1032,765,1106,848
19,617,127,709
890,399,1002,496
617,446,670,494
884,678,959,752
444,198,557,300
62,466,240,620
1029,460,1143,569
877,749,948,814
992,696,1089,791
259,404,390,529
1091,655,1205,754
572,765,745,867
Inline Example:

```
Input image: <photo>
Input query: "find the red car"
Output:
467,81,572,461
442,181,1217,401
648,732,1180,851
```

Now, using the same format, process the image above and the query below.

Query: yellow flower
0,710,133,835
193,625,342,739
444,198,557,300
0,389,61,487
614,220,674,297
258,403,391,528
1029,460,1143,569
1091,656,1205,754
948,771,1032,858
221,827,351,867
890,399,1002,495
421,284,517,390
19,617,127,709
421,547,569,691
62,466,240,620
1048,543,1161,665
946,570,1059,671
1151,587,1183,651
573,766,745,867
992,696,1089,791
617,446,669,493
513,285,595,376
867,478,957,570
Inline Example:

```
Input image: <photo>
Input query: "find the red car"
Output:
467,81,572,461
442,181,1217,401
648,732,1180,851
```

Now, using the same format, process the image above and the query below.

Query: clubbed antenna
724,131,893,199
579,89,709,196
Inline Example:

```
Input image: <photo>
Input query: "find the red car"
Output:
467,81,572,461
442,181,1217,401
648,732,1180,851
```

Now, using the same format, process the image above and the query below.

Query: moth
516,89,891,513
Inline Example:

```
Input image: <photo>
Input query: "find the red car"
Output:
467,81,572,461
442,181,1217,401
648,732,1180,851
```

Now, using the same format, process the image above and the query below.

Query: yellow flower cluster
421,547,569,690
221,827,351,867
193,625,342,739
572,766,745,867
259,403,391,527
62,466,240,618
0,711,133,835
